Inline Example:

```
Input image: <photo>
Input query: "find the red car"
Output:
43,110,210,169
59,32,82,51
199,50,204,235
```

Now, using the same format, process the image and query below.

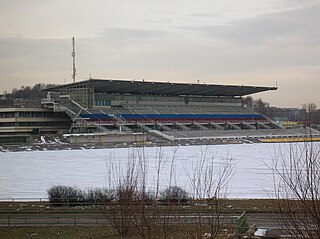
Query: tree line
243,96,320,125
2,83,57,100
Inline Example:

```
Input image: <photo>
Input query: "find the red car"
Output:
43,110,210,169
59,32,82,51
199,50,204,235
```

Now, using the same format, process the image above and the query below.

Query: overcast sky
1,0,319,107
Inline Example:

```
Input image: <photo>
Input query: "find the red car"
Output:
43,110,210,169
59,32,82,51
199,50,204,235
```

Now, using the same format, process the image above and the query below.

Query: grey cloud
191,2,320,46
95,28,166,49
75,27,171,69
280,0,320,8
0,37,71,93
0,37,70,71
189,13,221,18
161,2,320,73
82,9,320,77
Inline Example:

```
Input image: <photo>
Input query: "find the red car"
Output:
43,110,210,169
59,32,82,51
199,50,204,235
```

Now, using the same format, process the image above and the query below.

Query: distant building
279,121,298,129
0,101,70,144
273,108,300,122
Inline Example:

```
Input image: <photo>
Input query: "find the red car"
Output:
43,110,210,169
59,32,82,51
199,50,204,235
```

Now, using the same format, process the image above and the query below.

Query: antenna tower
72,37,76,83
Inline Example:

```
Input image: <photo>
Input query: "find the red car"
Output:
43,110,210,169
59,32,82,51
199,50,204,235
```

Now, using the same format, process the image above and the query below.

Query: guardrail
0,214,106,226
0,198,49,202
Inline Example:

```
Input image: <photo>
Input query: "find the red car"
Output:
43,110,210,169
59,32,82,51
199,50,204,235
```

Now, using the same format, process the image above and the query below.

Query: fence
0,213,106,226
0,199,239,227
0,213,238,227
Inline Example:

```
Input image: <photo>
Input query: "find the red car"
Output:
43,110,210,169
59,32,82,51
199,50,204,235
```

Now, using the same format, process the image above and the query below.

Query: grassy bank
0,199,282,239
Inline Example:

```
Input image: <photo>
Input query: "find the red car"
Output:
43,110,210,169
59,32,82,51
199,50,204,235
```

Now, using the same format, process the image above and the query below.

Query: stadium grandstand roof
46,79,277,97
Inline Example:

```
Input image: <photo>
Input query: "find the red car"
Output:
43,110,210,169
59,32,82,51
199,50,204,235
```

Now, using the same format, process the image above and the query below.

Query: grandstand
41,79,320,142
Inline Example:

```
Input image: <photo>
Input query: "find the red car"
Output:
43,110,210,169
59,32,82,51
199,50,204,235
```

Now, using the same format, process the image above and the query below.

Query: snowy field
0,142,317,199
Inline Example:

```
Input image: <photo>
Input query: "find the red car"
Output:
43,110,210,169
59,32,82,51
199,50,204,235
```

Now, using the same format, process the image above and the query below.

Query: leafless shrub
85,187,115,204
160,186,190,204
47,185,85,206
104,146,235,238
104,147,184,238
185,147,235,239
272,141,320,239
48,185,114,206
104,150,141,236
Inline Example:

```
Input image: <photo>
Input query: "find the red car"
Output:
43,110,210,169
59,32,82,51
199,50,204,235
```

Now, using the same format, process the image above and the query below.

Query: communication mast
72,37,76,83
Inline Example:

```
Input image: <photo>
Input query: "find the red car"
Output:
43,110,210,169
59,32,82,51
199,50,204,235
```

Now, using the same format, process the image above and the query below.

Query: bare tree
185,147,235,239
242,96,253,108
272,142,320,238
104,146,235,238
301,103,318,126
104,148,169,239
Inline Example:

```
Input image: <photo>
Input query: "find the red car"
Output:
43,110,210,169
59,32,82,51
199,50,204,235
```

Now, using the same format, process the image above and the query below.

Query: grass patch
0,199,283,214
0,226,118,239
0,226,233,239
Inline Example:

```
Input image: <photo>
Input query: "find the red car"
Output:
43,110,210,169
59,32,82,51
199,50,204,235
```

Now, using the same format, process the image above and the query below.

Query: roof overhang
45,79,277,97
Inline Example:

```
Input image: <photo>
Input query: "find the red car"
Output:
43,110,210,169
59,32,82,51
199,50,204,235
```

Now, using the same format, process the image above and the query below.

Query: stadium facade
42,79,290,140
2,79,319,144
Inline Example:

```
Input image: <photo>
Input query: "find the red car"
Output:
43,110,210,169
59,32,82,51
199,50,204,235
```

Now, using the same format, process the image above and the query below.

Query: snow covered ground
0,142,317,199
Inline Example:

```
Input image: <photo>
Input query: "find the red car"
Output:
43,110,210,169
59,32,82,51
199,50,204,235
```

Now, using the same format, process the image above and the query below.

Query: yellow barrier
260,137,320,143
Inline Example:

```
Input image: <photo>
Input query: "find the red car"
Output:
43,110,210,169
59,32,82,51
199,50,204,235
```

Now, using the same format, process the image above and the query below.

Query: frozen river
0,142,316,199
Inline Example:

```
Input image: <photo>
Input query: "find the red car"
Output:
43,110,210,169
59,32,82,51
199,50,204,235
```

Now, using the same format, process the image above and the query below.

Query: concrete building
0,106,70,144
